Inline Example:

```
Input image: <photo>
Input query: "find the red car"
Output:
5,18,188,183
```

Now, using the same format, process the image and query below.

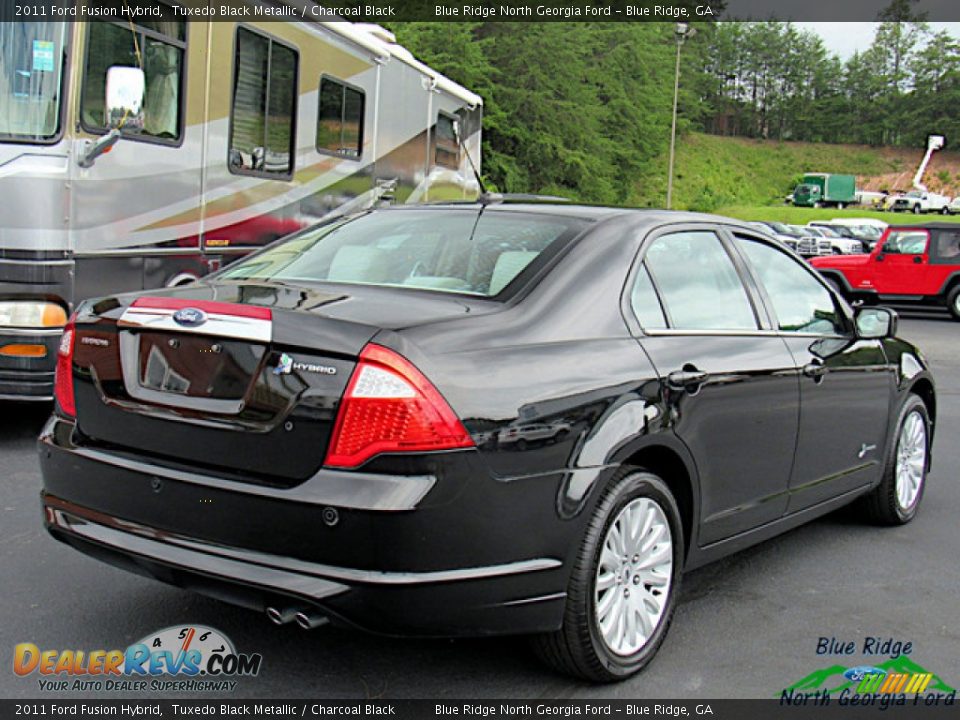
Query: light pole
667,22,693,210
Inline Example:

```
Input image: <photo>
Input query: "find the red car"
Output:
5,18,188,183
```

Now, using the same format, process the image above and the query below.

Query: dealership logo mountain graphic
782,656,955,696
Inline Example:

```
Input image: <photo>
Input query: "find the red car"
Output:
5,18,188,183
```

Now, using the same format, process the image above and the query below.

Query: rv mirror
105,66,145,132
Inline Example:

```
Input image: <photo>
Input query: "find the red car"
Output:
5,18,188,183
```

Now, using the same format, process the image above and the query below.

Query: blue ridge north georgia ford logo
172,307,208,327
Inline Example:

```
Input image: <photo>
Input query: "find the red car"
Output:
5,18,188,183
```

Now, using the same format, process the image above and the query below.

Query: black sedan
40,203,935,682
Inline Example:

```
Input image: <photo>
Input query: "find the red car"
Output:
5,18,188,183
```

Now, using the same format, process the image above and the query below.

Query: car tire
837,202,845,210
813,201,822,209
948,286,960,321
532,469,683,682
858,395,930,525
941,206,950,215
913,204,921,214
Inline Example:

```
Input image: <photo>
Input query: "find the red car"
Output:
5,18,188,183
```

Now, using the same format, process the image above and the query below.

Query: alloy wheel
895,411,926,511
594,497,673,656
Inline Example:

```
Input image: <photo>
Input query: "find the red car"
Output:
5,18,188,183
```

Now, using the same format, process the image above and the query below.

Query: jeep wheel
858,395,930,525
948,285,960,321
532,469,683,682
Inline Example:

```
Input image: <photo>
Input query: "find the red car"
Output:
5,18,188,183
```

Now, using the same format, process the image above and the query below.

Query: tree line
388,2,960,203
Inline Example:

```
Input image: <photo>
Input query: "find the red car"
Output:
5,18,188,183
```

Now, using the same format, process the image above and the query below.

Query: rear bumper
38,416,573,637
0,327,60,400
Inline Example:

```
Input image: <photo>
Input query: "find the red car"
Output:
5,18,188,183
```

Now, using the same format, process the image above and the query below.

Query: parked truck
792,173,857,209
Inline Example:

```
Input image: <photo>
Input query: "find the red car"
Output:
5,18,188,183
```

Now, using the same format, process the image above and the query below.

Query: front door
872,229,933,296
730,233,894,513
631,228,799,545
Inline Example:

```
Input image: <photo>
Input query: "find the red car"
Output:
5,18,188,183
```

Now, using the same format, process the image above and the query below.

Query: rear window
217,209,584,297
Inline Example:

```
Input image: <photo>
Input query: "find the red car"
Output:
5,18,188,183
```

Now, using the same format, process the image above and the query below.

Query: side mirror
105,66,145,132
79,66,145,169
856,307,898,340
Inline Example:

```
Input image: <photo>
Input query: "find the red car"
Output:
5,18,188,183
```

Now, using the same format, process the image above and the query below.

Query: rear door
729,232,893,513
872,229,933,295
629,227,799,545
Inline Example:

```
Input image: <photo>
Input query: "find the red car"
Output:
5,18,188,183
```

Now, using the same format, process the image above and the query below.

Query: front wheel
532,470,683,682
913,204,922,214
941,206,950,215
858,395,930,525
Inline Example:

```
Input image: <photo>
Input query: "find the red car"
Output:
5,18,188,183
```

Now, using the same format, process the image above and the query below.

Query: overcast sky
795,22,960,59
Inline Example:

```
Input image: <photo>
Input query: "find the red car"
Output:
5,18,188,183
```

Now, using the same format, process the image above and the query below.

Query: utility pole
667,22,693,210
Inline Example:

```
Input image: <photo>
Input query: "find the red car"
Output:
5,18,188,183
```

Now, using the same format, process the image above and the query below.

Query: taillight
325,344,474,468
54,317,76,417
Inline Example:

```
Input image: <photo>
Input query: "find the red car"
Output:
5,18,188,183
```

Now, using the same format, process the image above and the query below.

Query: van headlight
0,301,68,328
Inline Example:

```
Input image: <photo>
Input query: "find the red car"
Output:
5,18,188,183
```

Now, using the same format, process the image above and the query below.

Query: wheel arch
909,377,936,427
618,442,699,563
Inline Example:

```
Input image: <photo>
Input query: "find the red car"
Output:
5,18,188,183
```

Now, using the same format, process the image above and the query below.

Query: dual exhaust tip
266,606,329,630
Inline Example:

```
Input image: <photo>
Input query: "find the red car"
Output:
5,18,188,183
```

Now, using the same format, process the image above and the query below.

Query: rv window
316,77,364,158
81,18,185,142
435,113,459,169
229,28,298,178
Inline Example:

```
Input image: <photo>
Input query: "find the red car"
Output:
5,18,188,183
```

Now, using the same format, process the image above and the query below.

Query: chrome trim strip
0,258,74,266
0,393,53,402
75,248,204,258
117,306,272,343
0,327,64,336
51,507,349,602
68,444,437,511
46,498,562,586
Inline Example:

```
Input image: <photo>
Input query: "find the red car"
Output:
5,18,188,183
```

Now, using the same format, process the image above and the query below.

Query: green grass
632,132,900,212
714,204,960,225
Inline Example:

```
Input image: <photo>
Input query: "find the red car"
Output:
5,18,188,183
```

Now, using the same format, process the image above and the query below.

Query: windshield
218,209,585,297
0,20,68,142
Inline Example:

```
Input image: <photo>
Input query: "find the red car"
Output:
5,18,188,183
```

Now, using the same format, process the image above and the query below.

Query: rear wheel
532,469,683,682
858,395,930,525
837,202,845,210
941,206,950,215
948,286,960,321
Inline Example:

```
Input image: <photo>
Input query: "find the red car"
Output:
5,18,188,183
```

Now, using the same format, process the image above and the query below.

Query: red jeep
812,222,960,320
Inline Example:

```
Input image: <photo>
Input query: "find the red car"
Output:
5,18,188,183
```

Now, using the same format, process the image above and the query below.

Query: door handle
667,367,708,390
913,256,923,264
802,359,828,379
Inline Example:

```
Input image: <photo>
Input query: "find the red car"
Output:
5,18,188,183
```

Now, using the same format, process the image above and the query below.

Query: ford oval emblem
172,307,207,327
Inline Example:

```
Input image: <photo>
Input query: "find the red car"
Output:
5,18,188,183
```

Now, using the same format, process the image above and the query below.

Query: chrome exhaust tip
266,606,299,626
294,610,329,630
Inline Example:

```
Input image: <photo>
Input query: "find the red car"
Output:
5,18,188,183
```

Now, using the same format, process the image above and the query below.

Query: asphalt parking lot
1,312,957,700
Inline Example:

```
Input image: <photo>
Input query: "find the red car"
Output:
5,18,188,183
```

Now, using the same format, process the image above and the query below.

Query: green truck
792,173,857,209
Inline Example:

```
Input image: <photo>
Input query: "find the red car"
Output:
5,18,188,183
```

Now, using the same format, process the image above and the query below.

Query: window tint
217,210,583,298
735,236,845,335
644,231,757,331
316,77,364,158
933,231,960,264
884,230,928,255
81,19,185,141
435,113,459,168
229,28,297,176
630,264,667,330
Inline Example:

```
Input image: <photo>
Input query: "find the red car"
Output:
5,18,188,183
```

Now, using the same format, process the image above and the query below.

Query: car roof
887,223,960,230
387,201,758,230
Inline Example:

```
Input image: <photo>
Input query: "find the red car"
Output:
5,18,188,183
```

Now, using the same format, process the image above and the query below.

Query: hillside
633,133,960,212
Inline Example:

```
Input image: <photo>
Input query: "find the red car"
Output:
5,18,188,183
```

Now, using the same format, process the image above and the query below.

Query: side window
629,263,667,330
316,76,364,158
931,231,960,264
435,113,459,168
81,19,186,141
229,28,298,177
735,236,845,336
644,231,757,331
884,230,929,255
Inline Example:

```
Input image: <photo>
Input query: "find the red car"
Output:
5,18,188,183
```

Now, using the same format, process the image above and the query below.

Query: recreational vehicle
0,4,483,400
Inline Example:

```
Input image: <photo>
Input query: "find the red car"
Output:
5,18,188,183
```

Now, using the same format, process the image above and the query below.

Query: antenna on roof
453,119,501,205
